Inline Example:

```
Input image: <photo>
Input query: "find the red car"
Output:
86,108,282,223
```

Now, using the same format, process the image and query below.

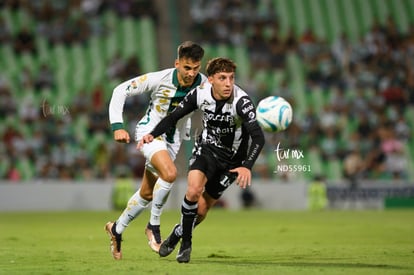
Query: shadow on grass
197,255,408,271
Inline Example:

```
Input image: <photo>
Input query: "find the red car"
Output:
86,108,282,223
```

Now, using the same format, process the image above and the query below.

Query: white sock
149,178,173,226
115,189,149,234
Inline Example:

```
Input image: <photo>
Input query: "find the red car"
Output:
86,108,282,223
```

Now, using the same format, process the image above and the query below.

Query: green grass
1,209,413,274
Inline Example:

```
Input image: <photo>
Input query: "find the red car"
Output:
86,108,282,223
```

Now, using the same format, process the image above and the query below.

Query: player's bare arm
229,167,252,189
136,134,154,149
113,129,130,143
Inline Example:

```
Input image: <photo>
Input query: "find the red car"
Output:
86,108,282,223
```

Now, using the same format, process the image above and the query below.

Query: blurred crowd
0,0,157,50
0,0,154,181
1,0,413,183
190,0,413,181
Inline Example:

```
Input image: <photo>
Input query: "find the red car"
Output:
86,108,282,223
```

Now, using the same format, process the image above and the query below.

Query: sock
180,196,198,243
175,220,200,238
115,189,149,234
150,178,173,226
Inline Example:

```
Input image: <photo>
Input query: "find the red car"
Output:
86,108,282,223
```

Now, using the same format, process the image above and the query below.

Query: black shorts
189,147,239,200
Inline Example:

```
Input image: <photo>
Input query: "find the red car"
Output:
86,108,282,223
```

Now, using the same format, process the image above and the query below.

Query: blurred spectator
252,150,272,179
240,188,256,208
0,15,12,44
284,27,298,52
13,26,37,55
1,1,413,183
71,89,91,115
329,87,349,114
107,52,126,80
19,66,34,89
268,34,286,69
247,22,270,69
34,63,55,90
91,84,105,110
307,175,327,210
276,79,294,106
80,0,105,16
394,115,410,142
343,148,365,188
19,95,40,123
378,126,408,179
319,128,341,161
331,31,351,69
0,86,17,119
70,16,91,45
94,141,111,179
88,105,108,134
6,166,21,181
122,56,141,79
319,104,339,132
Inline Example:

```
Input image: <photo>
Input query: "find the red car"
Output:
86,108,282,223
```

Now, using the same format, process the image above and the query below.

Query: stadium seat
16,157,36,181
307,148,323,178
325,158,343,180
0,158,10,179
139,17,158,71
404,143,414,181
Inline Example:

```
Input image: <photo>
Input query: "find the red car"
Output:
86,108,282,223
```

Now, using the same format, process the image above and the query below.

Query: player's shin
150,179,173,226
180,196,198,244
115,189,149,234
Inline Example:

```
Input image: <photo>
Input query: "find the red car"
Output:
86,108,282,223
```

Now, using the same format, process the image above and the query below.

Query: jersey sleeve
236,96,265,169
150,88,198,138
108,73,158,131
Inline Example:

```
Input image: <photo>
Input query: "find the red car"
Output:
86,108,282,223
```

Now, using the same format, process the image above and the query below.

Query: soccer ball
256,96,293,132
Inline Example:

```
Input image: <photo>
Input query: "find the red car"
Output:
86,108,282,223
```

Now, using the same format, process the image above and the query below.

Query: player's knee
186,186,203,201
159,166,177,183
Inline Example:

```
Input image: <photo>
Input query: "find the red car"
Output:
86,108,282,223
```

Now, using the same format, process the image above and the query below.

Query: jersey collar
173,69,202,93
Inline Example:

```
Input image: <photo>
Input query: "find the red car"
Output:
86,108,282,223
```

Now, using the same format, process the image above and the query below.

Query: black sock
181,196,198,244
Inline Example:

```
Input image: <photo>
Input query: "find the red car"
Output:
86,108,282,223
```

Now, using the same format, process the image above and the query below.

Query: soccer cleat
159,224,181,257
145,223,162,253
104,221,122,260
176,241,192,263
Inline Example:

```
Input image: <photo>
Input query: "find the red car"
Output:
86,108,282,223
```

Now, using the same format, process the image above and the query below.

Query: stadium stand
188,0,414,183
0,0,413,185
0,1,156,181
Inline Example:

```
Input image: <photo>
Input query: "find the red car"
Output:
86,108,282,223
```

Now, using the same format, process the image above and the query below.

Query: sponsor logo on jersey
138,74,147,83
242,98,250,106
241,104,254,114
248,111,256,121
203,112,234,123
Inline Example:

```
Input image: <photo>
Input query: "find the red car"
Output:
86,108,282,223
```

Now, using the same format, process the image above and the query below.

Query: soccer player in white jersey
105,41,206,260
139,57,265,263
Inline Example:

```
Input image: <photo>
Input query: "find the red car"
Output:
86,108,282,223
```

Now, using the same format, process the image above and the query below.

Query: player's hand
136,134,154,150
229,167,251,189
114,129,130,143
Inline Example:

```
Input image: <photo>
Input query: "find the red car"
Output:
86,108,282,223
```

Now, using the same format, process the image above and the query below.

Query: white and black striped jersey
150,81,265,170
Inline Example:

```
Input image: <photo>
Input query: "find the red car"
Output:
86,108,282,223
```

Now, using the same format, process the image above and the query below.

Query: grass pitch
0,209,413,274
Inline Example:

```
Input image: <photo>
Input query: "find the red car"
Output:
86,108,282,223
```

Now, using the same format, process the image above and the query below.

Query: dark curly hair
206,57,237,76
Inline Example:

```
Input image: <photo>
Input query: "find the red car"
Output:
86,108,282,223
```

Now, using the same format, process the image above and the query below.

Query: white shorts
135,124,182,176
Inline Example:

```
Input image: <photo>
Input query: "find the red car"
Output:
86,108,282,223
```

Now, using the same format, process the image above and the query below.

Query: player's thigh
150,150,177,182
140,139,178,182
136,125,181,163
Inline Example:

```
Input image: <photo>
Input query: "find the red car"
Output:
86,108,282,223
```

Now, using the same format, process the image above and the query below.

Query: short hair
177,41,204,61
206,57,237,76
